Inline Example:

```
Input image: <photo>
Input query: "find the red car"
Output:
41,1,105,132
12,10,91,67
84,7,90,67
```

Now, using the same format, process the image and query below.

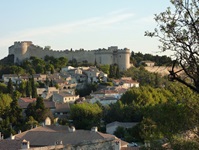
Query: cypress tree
7,78,14,96
26,81,31,97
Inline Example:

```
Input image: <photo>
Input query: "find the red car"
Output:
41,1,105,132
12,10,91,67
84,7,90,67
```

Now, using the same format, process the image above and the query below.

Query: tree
25,81,31,97
145,0,199,93
109,64,120,78
30,76,37,98
35,96,45,110
70,103,102,129
9,94,23,127
99,65,109,74
0,93,12,114
7,78,14,96
0,83,8,93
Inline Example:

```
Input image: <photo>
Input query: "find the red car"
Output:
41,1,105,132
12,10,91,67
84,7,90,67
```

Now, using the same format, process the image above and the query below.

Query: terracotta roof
44,101,56,108
19,97,37,103
18,99,55,109
0,139,21,150
13,125,120,147
55,103,70,112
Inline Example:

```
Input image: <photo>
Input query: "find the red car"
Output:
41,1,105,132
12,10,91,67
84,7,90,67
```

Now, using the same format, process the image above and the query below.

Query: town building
1,125,129,150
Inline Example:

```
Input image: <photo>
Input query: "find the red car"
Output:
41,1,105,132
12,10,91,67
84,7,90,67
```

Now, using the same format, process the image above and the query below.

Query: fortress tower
9,41,32,63
8,41,131,71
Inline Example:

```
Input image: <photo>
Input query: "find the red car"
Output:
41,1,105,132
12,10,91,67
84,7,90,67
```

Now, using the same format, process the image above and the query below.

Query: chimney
21,139,30,149
10,133,15,140
69,126,75,132
115,140,121,150
18,130,21,134
91,127,98,132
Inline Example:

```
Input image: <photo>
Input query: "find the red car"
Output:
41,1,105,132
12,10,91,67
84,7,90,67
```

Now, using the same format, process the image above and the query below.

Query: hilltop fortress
9,41,131,71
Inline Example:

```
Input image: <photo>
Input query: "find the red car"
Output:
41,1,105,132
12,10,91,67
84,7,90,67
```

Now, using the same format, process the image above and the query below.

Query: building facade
9,41,131,71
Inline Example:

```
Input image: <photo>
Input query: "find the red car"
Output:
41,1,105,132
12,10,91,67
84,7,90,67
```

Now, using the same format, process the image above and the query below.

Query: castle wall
95,50,113,65
9,41,131,70
117,49,131,71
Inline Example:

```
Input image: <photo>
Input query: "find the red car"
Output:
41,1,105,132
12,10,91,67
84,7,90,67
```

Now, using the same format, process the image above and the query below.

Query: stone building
1,125,129,150
9,41,131,71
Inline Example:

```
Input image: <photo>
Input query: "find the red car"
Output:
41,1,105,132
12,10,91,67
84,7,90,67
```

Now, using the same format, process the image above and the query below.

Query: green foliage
0,83,7,93
103,101,137,123
139,117,159,141
70,103,102,129
109,64,120,78
19,81,26,97
123,67,165,87
114,126,126,139
35,96,45,110
9,97,23,126
25,97,53,123
120,86,173,107
0,93,12,114
30,76,37,98
7,78,14,96
172,138,199,150
25,102,36,119
0,54,14,65
25,81,31,97
131,51,172,67
76,83,98,97
20,55,68,74
99,82,113,86
98,64,110,74
145,0,199,92
26,116,39,129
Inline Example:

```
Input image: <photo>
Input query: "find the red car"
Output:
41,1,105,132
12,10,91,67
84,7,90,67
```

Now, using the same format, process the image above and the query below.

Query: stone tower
8,41,131,71
9,41,32,63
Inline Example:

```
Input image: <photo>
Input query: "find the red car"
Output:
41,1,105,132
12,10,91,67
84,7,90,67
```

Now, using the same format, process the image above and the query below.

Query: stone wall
9,41,131,71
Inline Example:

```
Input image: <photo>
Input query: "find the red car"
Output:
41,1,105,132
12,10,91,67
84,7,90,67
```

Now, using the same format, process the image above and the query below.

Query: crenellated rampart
9,41,131,71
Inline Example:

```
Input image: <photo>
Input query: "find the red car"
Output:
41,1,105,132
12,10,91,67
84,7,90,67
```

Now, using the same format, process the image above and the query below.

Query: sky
0,0,172,60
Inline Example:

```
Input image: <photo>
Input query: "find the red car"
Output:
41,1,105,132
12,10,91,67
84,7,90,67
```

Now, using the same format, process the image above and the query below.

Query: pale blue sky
0,0,172,59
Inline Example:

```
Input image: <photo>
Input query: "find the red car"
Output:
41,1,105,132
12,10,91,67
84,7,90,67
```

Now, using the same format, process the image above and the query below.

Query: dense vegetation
0,51,198,149
145,0,199,93
130,52,172,67
69,67,199,149
0,55,68,77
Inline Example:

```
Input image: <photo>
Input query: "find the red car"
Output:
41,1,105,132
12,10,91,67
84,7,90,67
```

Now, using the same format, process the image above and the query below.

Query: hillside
145,66,182,76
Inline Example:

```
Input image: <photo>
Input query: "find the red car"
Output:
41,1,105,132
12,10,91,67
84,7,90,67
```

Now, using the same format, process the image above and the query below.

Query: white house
37,87,59,99
106,121,139,135
61,66,75,72
2,74,19,83
113,77,139,88
89,96,118,106
53,91,79,103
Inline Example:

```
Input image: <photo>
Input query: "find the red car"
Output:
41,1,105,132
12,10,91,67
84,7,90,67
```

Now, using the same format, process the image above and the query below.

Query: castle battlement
9,41,131,71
